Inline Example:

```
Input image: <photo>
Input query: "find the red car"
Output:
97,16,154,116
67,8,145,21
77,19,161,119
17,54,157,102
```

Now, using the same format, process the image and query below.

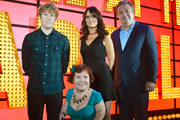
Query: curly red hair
68,64,94,84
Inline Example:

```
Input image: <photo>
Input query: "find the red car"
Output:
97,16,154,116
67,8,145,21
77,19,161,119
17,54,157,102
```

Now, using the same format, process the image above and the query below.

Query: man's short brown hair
38,2,59,18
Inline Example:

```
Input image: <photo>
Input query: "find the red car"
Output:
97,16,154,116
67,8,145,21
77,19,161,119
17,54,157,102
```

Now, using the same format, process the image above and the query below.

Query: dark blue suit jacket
111,21,158,87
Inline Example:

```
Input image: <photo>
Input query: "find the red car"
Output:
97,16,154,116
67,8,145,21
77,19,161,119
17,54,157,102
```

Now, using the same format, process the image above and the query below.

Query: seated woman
59,64,105,120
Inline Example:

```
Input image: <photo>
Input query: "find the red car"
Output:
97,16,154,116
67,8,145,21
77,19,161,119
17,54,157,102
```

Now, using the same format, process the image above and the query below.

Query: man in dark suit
111,0,158,119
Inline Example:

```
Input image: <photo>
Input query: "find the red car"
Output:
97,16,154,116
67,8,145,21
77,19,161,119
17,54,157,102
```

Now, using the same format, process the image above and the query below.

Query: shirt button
47,37,48,39
43,82,45,84
46,54,48,56
46,45,48,48
44,73,46,75
45,63,47,65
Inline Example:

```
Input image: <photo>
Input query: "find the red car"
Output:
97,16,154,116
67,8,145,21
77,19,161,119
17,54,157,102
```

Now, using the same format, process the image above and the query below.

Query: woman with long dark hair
79,6,117,120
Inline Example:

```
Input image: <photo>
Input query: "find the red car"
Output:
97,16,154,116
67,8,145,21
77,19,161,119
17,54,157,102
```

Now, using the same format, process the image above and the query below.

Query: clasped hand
145,81,155,92
59,111,65,120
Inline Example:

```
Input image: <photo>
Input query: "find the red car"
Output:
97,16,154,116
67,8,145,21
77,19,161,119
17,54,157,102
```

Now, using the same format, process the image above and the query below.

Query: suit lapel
123,21,138,51
114,28,122,53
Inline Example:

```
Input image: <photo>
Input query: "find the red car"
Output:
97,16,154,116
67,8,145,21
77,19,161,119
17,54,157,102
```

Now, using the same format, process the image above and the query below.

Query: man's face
117,3,134,27
40,11,56,30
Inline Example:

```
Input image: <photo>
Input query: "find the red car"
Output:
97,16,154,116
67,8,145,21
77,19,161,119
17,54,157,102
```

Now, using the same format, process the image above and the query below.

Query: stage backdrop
0,0,180,120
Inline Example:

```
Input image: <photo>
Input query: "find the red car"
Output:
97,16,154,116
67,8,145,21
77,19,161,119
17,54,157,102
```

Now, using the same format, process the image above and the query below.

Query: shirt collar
37,27,56,35
120,20,136,31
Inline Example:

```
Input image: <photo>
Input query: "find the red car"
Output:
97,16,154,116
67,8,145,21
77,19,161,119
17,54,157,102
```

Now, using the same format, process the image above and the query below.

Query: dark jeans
27,91,63,120
118,84,149,120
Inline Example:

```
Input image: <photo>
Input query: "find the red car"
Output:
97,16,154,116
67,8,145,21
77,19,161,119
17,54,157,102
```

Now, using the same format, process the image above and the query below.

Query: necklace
72,94,87,104
89,32,97,35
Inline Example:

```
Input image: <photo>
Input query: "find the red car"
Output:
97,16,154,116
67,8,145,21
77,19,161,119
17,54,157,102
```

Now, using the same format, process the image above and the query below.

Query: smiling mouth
89,21,95,24
79,84,86,86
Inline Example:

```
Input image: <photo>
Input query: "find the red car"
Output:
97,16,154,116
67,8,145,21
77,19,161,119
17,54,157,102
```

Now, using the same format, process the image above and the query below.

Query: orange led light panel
105,24,117,35
160,35,180,99
64,0,86,7
164,0,170,23
134,0,141,17
176,0,180,25
0,11,27,108
106,0,122,12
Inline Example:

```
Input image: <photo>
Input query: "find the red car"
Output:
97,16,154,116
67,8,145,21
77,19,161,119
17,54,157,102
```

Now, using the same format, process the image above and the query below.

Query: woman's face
85,10,98,28
73,70,90,91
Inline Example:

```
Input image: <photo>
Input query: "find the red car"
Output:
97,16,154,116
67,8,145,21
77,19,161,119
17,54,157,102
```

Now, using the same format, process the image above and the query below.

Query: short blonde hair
38,2,59,18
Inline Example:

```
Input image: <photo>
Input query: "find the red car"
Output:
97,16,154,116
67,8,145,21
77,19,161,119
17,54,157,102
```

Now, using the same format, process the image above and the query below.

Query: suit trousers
27,91,63,120
118,84,149,120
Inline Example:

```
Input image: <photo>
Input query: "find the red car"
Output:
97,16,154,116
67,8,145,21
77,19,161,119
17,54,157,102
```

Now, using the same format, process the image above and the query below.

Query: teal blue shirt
66,88,103,120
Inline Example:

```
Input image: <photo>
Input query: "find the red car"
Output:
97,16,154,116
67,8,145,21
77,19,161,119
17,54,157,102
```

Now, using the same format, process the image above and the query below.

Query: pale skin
79,10,115,120
117,4,155,92
40,11,56,35
59,100,105,120
59,71,105,120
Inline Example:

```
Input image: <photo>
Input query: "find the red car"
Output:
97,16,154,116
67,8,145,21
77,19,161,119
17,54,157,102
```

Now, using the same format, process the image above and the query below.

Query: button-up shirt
120,21,136,51
22,28,70,95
